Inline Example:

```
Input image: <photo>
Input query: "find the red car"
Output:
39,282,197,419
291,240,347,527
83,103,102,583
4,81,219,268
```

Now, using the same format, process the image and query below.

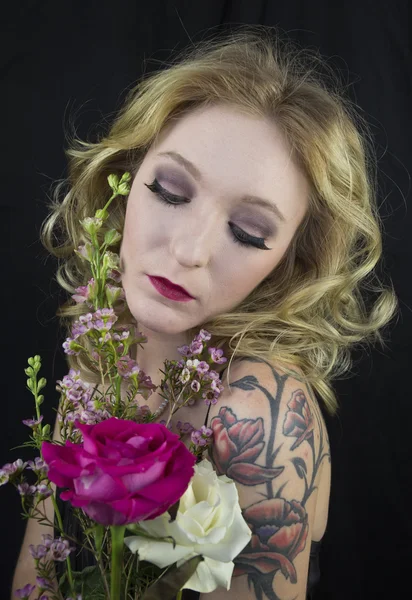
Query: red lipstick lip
148,275,195,300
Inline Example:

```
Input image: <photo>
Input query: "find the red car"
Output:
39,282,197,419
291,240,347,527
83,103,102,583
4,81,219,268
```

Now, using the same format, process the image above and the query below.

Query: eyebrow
156,150,287,223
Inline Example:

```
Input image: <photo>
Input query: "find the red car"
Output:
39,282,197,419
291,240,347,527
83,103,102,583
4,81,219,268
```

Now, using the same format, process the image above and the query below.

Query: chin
127,301,193,336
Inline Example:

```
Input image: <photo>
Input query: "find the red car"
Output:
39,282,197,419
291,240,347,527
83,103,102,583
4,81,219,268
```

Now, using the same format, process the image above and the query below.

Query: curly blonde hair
39,24,399,416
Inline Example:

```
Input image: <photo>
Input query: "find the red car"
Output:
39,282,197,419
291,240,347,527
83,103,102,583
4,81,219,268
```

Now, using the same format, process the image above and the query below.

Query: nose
170,207,220,268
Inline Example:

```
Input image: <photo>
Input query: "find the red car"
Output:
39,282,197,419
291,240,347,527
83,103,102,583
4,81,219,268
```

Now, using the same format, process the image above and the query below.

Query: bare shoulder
204,357,331,600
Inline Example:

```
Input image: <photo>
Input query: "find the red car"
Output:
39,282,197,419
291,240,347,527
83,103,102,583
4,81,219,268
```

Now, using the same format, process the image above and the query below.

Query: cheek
214,254,273,305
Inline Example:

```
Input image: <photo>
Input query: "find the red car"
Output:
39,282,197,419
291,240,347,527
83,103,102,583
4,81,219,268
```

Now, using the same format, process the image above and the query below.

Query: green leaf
141,555,204,600
60,565,107,600
291,456,307,479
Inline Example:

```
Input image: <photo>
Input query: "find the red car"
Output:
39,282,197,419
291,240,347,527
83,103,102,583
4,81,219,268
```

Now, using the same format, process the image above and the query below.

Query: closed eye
144,178,271,251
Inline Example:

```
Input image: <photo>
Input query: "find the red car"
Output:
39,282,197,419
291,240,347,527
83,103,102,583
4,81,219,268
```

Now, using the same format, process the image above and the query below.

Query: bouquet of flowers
2,172,252,600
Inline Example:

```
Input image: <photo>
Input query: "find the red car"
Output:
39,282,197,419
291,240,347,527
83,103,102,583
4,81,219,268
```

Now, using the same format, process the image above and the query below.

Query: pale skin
119,103,309,399
12,103,331,599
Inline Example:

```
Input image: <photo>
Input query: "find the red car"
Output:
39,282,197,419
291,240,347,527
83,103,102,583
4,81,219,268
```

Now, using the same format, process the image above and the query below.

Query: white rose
124,458,252,593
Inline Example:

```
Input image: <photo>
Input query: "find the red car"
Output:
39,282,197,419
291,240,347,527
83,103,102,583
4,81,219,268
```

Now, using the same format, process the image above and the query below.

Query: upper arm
203,359,331,600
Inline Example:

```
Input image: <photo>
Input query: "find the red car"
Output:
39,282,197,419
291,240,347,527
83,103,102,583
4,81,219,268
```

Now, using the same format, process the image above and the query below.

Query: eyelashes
144,178,271,251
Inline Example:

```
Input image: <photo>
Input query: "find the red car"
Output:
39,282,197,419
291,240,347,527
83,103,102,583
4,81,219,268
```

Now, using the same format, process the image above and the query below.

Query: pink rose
42,418,196,525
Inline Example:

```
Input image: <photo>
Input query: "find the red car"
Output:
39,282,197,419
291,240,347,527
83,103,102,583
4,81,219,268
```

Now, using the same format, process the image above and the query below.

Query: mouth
147,275,195,302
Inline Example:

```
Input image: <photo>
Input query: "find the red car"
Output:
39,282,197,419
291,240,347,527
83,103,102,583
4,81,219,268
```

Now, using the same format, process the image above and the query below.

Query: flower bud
37,395,44,405
120,171,132,183
24,367,34,376
105,284,123,307
27,379,34,390
38,378,47,391
104,229,122,246
74,242,95,263
108,174,120,192
42,424,51,437
117,181,131,196
103,250,120,270
95,208,108,220
80,217,103,235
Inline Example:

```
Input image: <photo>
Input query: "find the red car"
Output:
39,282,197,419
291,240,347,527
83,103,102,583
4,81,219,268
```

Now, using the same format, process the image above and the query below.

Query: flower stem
51,494,75,596
110,525,126,600
176,590,183,600
113,374,122,416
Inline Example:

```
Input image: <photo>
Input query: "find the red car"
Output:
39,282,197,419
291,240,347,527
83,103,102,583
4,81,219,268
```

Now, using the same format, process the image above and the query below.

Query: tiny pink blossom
71,284,89,304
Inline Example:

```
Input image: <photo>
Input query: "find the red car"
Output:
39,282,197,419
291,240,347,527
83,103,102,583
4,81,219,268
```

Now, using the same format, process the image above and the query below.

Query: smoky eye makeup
154,166,194,197
152,164,278,238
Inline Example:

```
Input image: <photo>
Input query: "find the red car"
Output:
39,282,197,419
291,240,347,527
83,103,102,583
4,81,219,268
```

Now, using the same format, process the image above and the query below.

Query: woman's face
120,103,309,336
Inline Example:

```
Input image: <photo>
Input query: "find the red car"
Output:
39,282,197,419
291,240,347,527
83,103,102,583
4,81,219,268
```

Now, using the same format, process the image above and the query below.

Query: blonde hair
40,25,399,416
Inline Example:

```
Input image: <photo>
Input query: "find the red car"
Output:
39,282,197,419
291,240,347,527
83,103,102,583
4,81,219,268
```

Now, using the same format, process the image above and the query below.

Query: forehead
147,104,309,222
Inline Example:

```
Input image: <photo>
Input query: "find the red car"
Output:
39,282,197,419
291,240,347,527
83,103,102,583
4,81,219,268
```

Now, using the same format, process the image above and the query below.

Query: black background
2,2,411,599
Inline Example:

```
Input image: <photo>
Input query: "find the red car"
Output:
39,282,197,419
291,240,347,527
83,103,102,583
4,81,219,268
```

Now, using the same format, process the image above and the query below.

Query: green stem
51,494,75,595
110,525,126,600
113,375,122,416
176,590,183,600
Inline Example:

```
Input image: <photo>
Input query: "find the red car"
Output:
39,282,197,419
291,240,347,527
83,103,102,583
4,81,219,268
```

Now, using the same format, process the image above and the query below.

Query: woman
12,25,398,599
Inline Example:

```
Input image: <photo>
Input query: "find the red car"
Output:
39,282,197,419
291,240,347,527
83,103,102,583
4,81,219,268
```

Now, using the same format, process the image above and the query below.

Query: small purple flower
15,583,36,598
116,355,140,378
203,388,219,406
36,484,52,498
39,596,50,600
196,361,210,374
17,482,38,496
191,425,213,447
36,576,53,590
208,347,228,364
49,539,74,561
62,337,82,355
29,543,49,559
196,329,212,342
22,416,44,428
2,459,26,475
176,421,195,435
189,340,204,355
26,457,49,475
136,404,152,421
92,307,117,331
41,534,53,548
158,420,173,430
177,344,191,357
